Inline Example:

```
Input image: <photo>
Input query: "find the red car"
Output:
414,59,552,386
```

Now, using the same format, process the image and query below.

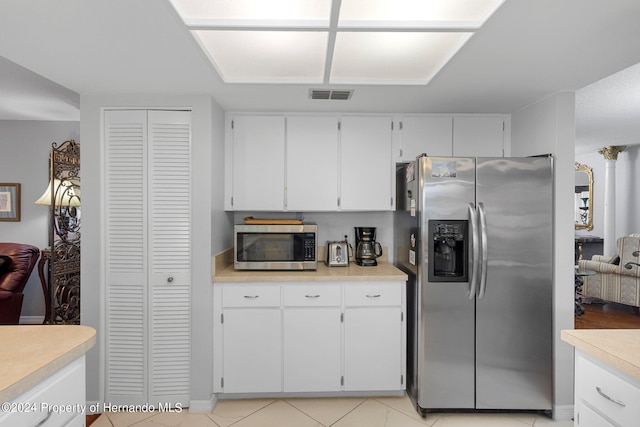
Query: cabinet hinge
391,121,394,131
401,375,404,385
401,312,404,322
221,377,224,388
391,197,393,206
231,120,234,130
340,312,344,323
221,313,224,324
230,197,234,207
341,376,344,386
338,121,341,131
399,121,403,131
337,197,341,207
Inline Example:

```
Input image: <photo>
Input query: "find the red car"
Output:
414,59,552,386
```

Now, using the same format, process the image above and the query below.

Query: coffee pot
354,227,383,266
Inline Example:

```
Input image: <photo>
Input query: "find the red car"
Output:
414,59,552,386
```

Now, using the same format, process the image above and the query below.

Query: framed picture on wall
0,183,21,222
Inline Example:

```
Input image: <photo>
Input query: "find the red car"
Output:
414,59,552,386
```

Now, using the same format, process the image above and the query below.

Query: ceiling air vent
310,89,354,100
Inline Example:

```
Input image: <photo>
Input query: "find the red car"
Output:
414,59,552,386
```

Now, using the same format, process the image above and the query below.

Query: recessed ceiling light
169,0,505,85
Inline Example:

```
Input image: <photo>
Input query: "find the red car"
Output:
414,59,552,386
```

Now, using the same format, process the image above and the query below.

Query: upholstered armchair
578,234,640,308
0,243,40,324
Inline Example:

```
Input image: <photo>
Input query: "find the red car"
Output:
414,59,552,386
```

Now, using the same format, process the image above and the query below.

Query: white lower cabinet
575,350,640,426
220,285,281,393
214,281,405,395
344,285,404,391
283,285,342,392
0,356,85,427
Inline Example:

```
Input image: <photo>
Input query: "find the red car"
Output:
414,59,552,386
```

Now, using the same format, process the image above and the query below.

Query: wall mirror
575,162,593,230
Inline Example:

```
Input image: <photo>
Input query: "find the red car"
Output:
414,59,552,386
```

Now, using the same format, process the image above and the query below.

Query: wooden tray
244,216,303,225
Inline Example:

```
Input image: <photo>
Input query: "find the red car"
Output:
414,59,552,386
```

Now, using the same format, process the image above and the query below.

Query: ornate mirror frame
575,162,593,230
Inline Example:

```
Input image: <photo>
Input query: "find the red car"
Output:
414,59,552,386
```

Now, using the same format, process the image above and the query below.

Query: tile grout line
326,398,370,427
281,399,329,426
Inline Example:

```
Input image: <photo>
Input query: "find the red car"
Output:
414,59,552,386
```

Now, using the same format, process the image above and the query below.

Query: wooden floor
575,299,640,329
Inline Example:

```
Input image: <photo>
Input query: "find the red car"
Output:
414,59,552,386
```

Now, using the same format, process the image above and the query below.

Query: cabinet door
231,115,285,210
344,306,402,391
286,116,339,211
576,401,615,427
283,308,342,392
453,116,504,157
222,308,282,393
340,116,393,210
400,116,453,161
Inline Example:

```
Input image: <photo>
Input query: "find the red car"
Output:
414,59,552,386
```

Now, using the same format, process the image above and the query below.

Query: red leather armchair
0,243,40,324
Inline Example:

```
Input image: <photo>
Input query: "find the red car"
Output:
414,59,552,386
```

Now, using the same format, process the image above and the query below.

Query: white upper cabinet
231,115,286,211
398,116,453,161
286,116,339,211
226,114,507,212
340,116,393,211
453,116,505,157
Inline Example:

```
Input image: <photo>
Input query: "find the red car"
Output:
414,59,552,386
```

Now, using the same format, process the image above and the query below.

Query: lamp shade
35,178,81,207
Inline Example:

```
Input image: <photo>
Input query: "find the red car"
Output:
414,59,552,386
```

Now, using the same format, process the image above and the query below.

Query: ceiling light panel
330,32,472,84
194,30,327,83
338,0,506,28
171,0,332,27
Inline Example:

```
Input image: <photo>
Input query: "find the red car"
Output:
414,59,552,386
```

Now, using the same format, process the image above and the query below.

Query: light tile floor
92,396,574,427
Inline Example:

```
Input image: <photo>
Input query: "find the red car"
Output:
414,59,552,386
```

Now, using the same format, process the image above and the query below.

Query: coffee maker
354,227,383,266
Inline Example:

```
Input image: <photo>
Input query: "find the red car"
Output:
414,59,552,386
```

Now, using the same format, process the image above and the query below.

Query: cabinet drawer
0,357,84,427
576,355,640,426
345,285,402,307
223,286,280,307
284,285,341,307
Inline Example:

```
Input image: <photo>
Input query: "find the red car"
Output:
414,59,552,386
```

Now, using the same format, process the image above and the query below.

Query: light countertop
213,248,408,283
561,329,640,380
214,261,408,282
0,325,96,403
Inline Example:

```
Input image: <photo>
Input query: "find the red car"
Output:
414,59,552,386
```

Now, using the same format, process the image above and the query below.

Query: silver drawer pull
596,386,626,407
305,294,321,299
366,294,381,298
243,295,260,299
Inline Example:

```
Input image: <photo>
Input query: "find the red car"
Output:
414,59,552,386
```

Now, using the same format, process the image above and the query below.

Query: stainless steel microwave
234,224,318,270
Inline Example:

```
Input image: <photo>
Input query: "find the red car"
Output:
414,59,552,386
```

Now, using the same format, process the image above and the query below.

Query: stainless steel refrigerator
394,155,553,417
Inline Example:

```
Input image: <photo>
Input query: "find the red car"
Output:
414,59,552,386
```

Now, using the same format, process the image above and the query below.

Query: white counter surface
0,325,96,403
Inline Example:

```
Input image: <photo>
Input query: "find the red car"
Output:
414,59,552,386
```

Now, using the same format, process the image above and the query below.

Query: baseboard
553,404,574,421
189,395,217,413
19,315,44,324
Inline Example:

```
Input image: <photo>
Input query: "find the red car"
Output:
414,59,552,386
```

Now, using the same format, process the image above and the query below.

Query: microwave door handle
468,203,479,300
478,202,488,300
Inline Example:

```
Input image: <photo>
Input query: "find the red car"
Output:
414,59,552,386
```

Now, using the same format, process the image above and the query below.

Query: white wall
0,120,79,321
511,92,576,420
576,145,640,240
80,94,227,407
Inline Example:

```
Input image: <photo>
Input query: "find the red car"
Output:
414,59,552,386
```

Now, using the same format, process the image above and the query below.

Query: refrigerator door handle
478,202,489,300
468,203,479,300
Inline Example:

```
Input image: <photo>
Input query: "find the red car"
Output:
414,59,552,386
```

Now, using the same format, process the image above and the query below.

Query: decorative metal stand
42,140,81,324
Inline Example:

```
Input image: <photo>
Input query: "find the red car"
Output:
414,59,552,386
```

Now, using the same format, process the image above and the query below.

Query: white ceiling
1,0,640,155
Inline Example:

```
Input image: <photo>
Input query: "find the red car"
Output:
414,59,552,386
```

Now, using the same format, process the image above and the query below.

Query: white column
598,146,625,257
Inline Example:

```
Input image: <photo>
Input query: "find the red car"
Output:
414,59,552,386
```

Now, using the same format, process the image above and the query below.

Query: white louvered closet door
148,110,191,405
105,109,191,407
